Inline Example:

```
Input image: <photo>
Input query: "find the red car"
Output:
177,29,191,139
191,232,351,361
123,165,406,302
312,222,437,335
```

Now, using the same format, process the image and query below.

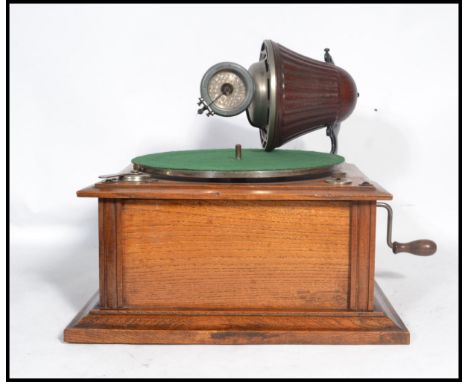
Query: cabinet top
77,163,392,201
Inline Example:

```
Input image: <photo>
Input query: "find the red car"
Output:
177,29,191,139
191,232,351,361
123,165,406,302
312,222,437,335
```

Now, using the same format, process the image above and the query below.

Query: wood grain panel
98,199,120,308
120,200,350,310
349,201,376,311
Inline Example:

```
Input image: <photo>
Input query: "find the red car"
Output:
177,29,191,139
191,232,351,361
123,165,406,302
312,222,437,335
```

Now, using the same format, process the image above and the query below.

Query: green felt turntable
131,147,345,180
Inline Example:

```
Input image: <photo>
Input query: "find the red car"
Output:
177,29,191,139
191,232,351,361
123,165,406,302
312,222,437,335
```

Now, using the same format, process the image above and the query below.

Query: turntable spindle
235,144,242,160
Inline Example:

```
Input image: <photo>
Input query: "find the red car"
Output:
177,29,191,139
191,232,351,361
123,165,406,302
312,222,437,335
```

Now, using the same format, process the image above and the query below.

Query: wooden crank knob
392,240,437,256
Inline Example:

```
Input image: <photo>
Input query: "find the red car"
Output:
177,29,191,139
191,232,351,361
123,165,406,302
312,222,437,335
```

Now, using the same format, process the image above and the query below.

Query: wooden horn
247,40,358,152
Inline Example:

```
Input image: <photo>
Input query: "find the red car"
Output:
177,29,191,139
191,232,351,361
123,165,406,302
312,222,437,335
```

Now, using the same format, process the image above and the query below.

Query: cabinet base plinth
64,283,409,345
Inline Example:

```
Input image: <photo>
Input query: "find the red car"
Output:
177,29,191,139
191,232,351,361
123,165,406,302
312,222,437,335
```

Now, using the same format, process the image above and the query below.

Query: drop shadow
374,207,442,308
192,111,408,171
194,117,306,151
36,214,99,312
374,270,406,280
338,113,412,181
195,117,261,149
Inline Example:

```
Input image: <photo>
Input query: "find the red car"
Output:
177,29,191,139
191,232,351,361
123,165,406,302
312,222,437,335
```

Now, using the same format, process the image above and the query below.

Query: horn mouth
246,40,279,151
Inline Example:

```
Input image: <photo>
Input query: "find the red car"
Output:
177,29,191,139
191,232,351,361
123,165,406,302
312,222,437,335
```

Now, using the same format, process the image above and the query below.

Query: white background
9,4,459,378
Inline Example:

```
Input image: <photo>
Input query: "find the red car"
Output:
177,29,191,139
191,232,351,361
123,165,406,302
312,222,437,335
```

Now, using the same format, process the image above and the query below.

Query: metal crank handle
376,202,437,256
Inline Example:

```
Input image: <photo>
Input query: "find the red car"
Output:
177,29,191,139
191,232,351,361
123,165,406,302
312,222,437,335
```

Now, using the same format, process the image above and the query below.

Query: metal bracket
98,170,152,183
326,123,340,154
324,48,335,64
325,172,351,185
197,97,214,117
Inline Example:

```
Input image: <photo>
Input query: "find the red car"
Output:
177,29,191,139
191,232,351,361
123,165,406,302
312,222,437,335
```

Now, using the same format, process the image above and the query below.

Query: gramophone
64,40,436,345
